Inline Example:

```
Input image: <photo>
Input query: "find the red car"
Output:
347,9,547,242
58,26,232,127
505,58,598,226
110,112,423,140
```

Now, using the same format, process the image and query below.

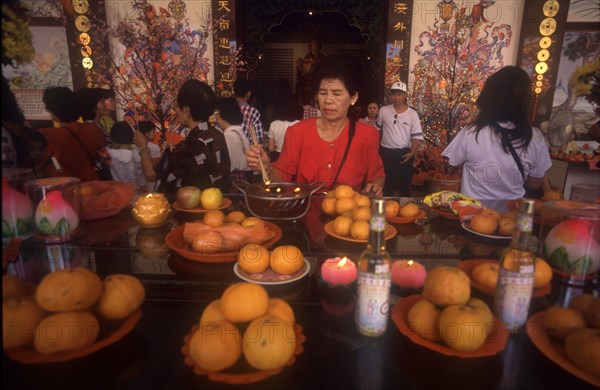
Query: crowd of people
2,51,554,201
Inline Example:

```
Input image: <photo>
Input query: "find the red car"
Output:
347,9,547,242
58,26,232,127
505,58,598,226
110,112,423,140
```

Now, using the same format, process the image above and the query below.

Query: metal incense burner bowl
232,180,324,220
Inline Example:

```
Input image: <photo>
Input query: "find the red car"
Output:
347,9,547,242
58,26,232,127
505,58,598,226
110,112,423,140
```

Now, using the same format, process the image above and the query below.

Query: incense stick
248,123,271,184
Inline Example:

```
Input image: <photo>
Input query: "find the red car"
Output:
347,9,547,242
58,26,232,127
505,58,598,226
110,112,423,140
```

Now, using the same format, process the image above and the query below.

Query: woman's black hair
313,53,363,97
110,121,134,144
43,87,79,123
75,87,105,121
215,97,243,126
471,66,534,151
176,79,216,122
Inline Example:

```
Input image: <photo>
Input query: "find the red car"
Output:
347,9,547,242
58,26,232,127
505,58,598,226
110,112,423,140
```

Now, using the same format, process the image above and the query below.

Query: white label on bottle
375,264,389,274
494,269,534,331
356,271,391,336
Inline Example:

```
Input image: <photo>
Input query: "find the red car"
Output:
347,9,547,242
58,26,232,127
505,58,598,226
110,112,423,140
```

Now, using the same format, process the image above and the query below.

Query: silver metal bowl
232,180,324,220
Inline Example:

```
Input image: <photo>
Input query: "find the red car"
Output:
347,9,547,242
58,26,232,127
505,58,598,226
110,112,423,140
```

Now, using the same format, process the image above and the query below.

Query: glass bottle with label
355,198,392,336
493,198,536,332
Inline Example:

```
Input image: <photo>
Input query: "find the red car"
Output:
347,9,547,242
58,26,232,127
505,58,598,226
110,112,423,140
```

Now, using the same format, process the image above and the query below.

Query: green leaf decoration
548,247,569,271
16,218,32,235
37,217,54,235
53,218,70,235
568,256,592,275
2,219,16,237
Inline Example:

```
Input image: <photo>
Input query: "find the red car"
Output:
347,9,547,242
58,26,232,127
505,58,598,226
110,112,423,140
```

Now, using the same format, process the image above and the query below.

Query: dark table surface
3,195,599,390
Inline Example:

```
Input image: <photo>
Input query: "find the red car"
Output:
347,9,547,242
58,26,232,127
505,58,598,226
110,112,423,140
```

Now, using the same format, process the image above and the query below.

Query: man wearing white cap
376,81,424,196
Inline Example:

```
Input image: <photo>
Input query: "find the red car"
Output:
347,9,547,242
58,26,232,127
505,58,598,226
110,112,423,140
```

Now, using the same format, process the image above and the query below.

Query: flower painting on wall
103,0,213,138
2,0,71,120
409,0,523,186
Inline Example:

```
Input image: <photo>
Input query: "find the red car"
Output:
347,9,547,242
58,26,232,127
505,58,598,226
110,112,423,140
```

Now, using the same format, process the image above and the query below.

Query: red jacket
39,122,108,182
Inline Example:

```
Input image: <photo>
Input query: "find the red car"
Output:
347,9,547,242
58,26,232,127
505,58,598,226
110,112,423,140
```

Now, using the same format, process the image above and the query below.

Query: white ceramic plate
461,221,510,240
233,259,310,285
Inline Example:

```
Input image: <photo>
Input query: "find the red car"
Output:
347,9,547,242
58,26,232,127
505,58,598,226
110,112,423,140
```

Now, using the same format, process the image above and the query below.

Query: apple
200,187,224,210
176,186,201,209
438,298,493,352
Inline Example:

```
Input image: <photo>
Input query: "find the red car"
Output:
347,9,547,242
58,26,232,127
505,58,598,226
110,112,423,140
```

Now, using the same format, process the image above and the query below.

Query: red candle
391,260,427,289
321,257,358,286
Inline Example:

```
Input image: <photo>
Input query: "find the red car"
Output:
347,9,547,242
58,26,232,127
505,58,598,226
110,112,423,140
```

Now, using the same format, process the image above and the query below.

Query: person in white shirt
267,97,302,161
214,97,250,184
376,81,424,196
109,121,156,192
442,66,552,200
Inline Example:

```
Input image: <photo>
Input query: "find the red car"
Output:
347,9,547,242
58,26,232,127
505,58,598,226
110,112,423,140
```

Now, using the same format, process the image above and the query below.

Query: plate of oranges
234,244,310,285
384,200,426,224
461,209,516,240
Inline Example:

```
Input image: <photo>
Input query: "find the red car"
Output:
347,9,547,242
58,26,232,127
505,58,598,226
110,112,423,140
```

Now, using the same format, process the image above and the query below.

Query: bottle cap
519,198,535,214
372,198,385,215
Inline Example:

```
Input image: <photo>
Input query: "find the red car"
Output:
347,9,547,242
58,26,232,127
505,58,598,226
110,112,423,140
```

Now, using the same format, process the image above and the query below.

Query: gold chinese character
219,19,230,30
393,3,408,14
219,57,232,65
218,38,231,49
218,1,231,12
393,22,407,31
393,40,404,50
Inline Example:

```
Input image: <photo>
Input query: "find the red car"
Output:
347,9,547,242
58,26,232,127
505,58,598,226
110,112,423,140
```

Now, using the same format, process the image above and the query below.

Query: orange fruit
189,321,242,371
542,306,586,340
399,203,420,218
203,210,226,227
384,200,400,217
422,266,470,306
321,197,337,215
243,316,296,371
352,206,372,221
335,197,356,215
270,245,304,275
470,214,498,235
334,184,354,199
225,211,246,224
480,209,501,220
238,244,270,273
199,299,226,325
354,193,371,207
533,258,552,288
266,298,295,323
407,298,441,341
220,282,269,322
497,217,515,236
333,216,353,236
350,220,369,240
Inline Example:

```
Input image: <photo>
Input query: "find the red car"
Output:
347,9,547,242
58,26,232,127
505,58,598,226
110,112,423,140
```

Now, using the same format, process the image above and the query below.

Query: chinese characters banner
212,0,237,97
384,2,414,89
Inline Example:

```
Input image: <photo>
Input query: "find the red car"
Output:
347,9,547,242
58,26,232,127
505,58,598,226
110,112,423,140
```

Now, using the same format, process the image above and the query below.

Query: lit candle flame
294,187,301,193
265,188,271,192
265,180,271,185
407,260,414,266
276,187,282,193
337,257,348,268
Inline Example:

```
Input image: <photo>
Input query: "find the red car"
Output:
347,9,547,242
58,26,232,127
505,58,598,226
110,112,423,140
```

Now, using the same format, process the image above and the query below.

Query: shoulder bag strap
330,119,356,188
494,123,526,181
62,125,97,167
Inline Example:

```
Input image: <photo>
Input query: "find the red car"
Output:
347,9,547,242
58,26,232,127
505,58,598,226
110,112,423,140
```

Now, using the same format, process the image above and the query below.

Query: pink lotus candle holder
391,260,427,289
320,257,357,287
